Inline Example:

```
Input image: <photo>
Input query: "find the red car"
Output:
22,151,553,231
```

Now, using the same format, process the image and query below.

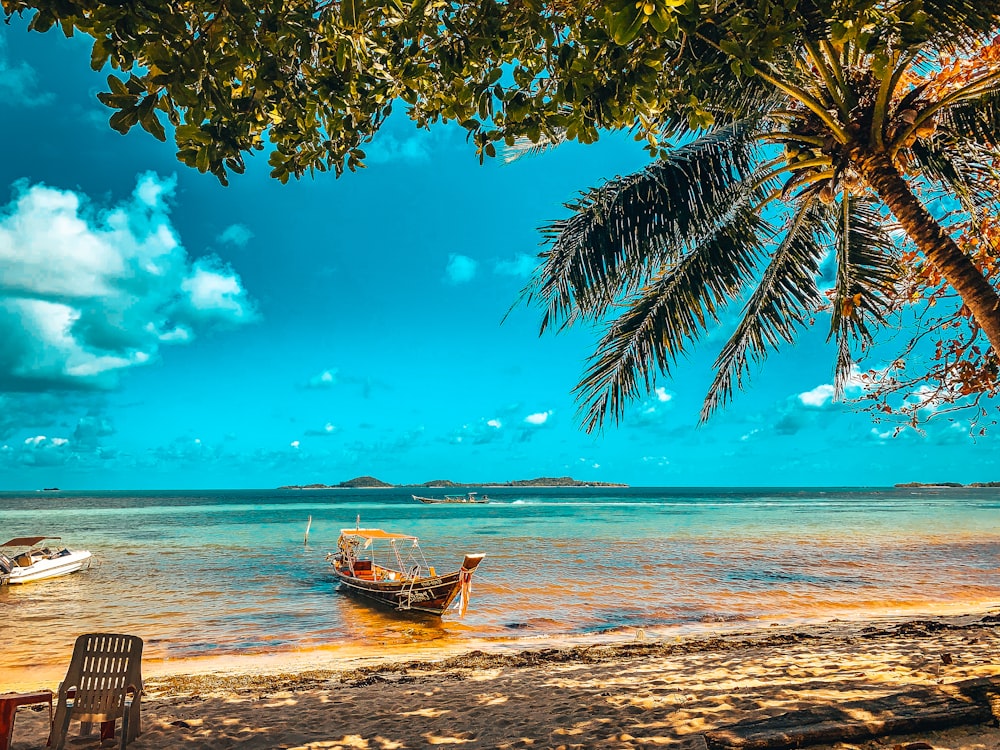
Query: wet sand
7,611,1000,750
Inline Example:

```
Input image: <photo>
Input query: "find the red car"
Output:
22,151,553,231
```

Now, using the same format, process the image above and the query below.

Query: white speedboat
0,536,93,585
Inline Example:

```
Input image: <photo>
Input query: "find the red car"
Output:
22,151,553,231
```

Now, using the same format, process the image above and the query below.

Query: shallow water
2,486,999,684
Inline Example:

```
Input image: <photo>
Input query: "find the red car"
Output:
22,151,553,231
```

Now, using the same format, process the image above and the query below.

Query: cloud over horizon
0,173,257,391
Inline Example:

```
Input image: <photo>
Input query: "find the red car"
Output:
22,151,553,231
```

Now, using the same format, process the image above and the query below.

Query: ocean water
1,486,999,683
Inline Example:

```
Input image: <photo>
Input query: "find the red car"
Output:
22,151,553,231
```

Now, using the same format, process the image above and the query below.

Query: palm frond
502,131,567,164
521,122,764,334
573,206,769,432
701,199,830,421
909,136,1000,219
828,194,900,395
918,0,1000,51
941,83,1000,149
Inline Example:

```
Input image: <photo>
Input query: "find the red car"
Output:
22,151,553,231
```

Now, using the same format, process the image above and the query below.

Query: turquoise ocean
2,486,999,685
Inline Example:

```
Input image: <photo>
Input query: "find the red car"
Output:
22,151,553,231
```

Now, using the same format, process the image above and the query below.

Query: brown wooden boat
328,527,484,616
412,492,489,504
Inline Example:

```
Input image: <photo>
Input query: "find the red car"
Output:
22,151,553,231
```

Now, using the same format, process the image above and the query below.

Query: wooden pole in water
304,515,312,546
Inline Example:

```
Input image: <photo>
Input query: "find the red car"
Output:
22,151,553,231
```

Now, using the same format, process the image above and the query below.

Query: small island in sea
278,475,629,489
895,481,1000,488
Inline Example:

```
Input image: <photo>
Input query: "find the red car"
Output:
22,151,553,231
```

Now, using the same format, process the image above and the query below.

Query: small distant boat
412,492,489,504
328,527,484,616
0,537,93,585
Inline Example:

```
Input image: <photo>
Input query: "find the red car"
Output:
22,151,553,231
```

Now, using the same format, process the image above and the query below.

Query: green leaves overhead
1,0,814,184
6,0,1000,428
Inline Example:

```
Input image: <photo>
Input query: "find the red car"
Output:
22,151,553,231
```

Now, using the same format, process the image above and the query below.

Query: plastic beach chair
49,633,143,750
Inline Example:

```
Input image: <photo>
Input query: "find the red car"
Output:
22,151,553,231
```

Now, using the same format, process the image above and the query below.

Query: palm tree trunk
857,151,1000,354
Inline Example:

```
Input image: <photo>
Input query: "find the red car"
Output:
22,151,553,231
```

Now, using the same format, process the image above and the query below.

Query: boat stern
461,553,485,572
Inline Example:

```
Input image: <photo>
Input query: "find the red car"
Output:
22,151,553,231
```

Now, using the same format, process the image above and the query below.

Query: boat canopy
339,529,418,541
1,536,60,548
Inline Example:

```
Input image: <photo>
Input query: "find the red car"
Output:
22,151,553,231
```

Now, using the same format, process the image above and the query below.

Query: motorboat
0,537,93,585
412,492,489,504
328,526,484,616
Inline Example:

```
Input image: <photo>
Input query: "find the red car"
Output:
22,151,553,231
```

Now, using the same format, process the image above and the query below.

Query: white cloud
451,417,504,445
494,254,537,277
290,440,300,449
445,254,478,284
869,426,896,443
524,411,552,426
305,369,338,389
181,259,256,322
797,368,867,409
0,36,52,108
798,384,836,408
217,224,254,247
0,173,257,390
628,387,675,426
0,434,75,468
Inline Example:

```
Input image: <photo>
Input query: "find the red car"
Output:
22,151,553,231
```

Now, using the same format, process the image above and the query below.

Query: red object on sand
0,689,52,750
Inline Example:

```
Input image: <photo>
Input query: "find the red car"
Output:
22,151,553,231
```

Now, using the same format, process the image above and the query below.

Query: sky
0,23,997,490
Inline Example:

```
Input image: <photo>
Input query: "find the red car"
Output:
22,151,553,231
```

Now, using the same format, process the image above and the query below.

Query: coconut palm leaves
521,123,762,333
829,195,899,393
525,10,1000,432
702,200,829,420
572,204,770,430
528,130,900,431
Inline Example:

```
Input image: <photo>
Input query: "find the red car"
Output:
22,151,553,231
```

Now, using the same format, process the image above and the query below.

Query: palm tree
519,1,1000,432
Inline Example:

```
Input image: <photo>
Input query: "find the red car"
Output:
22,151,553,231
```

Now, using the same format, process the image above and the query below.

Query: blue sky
0,24,997,490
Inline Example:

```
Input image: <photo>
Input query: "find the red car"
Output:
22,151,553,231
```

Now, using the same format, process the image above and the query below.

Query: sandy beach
7,611,1000,750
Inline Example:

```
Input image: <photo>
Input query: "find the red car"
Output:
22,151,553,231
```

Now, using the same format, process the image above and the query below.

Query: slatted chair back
61,633,142,723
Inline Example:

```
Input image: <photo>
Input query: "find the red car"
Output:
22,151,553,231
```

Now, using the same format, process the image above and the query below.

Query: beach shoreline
8,607,1000,750
8,602,999,694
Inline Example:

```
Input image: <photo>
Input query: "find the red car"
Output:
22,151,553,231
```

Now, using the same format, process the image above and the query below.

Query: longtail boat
412,492,489,504
328,527,484,616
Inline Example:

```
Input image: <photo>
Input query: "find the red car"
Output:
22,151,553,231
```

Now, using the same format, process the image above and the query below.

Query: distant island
895,481,1000,488
278,475,629,489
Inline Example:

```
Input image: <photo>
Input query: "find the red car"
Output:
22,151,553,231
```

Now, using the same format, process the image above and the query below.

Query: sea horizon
2,481,983,492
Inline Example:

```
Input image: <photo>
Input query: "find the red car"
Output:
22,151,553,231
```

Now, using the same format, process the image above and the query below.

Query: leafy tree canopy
6,0,980,182
5,0,1000,430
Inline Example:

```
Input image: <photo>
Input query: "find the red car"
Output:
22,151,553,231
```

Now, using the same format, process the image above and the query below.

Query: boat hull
332,554,484,616
4,549,92,584
412,495,488,504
